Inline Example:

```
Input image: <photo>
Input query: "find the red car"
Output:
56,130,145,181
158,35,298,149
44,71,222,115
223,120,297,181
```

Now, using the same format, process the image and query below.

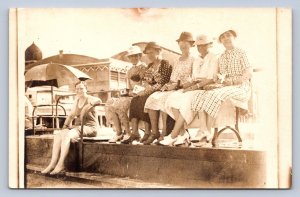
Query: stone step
26,164,177,188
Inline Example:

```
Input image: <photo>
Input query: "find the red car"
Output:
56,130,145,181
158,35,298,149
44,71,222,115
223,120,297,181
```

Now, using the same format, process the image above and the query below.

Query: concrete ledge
26,136,266,188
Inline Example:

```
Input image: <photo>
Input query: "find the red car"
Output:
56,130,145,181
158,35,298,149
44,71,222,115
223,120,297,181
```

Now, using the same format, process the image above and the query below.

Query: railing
31,104,67,135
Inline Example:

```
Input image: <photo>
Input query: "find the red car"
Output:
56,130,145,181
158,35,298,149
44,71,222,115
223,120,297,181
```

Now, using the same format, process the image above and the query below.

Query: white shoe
109,134,123,143
159,134,177,146
174,131,190,146
191,130,210,143
122,134,131,141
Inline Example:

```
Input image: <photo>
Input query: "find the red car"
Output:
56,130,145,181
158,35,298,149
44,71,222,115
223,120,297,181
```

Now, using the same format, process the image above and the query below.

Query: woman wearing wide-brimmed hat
160,34,219,146
143,32,195,145
105,45,147,143
189,29,252,145
121,42,172,144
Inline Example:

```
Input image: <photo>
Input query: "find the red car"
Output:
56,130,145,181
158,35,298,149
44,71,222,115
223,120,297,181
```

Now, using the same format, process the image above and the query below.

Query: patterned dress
129,60,172,123
165,52,218,123
144,56,194,112
191,48,252,118
105,62,147,126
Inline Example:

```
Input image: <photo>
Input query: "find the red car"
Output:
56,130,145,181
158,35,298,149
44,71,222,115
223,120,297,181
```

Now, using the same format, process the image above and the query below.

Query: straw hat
143,42,161,54
126,46,142,56
176,31,195,43
218,29,237,42
194,34,213,45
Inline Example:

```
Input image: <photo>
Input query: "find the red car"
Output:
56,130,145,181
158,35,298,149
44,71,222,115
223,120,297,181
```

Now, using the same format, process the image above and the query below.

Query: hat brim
195,41,213,46
218,30,237,42
126,52,142,57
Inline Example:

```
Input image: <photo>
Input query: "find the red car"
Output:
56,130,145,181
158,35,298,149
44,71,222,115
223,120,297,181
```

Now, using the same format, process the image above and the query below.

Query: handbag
202,83,224,90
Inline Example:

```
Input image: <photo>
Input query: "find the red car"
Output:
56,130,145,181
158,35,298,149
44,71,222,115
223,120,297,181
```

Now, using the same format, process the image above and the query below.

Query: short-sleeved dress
105,62,147,126
65,95,101,137
165,52,219,124
191,48,252,118
129,59,172,123
144,56,194,113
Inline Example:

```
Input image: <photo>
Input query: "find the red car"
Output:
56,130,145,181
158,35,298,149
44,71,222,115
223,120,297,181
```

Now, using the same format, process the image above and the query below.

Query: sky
18,8,277,70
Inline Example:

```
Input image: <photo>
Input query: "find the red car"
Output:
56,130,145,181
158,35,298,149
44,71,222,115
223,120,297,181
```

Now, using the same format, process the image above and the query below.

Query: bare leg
170,113,185,138
50,129,78,174
119,112,131,135
148,109,159,136
131,118,139,135
161,112,168,136
110,112,122,136
144,121,151,135
41,130,63,174
171,108,186,136
198,111,209,132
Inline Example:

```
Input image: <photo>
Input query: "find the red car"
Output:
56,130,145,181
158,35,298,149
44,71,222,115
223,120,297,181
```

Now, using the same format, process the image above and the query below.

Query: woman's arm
140,60,172,95
63,100,77,128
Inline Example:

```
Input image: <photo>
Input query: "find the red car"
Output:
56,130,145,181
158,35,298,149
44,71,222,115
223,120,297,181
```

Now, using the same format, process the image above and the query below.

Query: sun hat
176,31,195,43
126,45,142,56
143,42,161,54
218,29,237,42
194,34,213,45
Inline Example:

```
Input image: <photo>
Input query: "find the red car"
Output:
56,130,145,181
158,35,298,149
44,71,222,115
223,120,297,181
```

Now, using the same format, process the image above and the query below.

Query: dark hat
218,29,237,42
143,42,161,54
176,32,195,43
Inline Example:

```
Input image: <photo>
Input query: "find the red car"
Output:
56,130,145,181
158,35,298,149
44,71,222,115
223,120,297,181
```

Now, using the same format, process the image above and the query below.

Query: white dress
144,56,194,113
164,52,218,124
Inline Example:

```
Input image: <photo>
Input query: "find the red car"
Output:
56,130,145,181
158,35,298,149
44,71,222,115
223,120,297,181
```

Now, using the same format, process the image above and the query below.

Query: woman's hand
183,84,199,93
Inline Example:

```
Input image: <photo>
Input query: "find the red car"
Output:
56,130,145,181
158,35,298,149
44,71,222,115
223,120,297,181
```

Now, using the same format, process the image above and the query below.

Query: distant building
25,42,43,66
25,42,181,104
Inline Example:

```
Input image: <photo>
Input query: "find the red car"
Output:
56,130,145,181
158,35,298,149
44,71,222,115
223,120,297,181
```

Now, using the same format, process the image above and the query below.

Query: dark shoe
140,133,150,143
121,133,140,144
143,133,160,145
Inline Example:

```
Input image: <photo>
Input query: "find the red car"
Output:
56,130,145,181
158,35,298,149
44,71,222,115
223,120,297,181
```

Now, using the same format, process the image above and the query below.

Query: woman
160,34,218,146
190,29,252,145
121,42,172,144
105,45,147,143
41,81,101,175
143,32,195,145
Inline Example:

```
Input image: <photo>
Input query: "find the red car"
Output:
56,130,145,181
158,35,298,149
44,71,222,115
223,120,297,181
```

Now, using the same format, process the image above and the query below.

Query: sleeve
143,60,172,95
206,54,219,79
240,49,251,70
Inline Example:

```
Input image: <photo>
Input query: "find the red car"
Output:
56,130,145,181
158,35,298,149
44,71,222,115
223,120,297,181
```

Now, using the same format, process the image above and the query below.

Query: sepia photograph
9,8,292,189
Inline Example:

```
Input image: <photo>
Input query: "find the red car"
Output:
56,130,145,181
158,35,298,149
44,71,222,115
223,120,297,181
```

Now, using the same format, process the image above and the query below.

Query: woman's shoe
143,133,160,145
122,133,131,141
174,132,190,146
140,133,150,143
191,130,210,143
159,134,177,146
109,134,123,143
121,133,140,144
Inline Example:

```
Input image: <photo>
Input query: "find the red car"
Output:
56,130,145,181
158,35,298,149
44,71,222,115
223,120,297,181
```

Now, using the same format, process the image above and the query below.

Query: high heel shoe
140,133,150,143
191,130,210,143
121,133,140,144
143,133,160,145
159,134,177,146
174,132,190,146
109,134,123,143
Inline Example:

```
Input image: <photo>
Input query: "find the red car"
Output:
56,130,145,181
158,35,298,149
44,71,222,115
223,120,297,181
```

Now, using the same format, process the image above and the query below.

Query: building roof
25,42,43,62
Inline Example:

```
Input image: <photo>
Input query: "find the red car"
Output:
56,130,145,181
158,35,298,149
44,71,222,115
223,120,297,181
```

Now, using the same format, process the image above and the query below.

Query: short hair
75,81,87,89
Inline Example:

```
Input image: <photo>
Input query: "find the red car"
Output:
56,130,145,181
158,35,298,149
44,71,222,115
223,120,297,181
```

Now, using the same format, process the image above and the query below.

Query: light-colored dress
144,56,194,113
129,60,172,123
165,52,218,124
191,48,252,118
105,61,147,126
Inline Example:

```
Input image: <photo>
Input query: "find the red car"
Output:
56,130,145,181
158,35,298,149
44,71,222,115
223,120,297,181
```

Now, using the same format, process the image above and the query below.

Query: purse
202,83,224,90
